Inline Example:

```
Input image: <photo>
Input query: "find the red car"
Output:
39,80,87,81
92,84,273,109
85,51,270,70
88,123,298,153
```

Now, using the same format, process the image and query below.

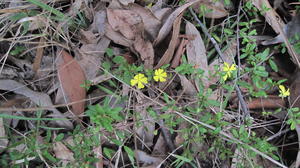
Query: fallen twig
189,8,250,120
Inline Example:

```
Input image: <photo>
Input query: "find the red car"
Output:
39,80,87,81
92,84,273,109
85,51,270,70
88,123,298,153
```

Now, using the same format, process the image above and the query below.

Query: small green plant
86,97,123,132
287,107,300,130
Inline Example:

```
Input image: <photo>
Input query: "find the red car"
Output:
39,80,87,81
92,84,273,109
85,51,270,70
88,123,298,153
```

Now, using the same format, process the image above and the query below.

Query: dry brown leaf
78,37,111,80
152,134,168,156
186,21,207,69
57,50,86,118
252,0,300,67
151,0,163,12
53,141,74,161
189,0,228,18
0,97,27,128
0,80,73,129
178,74,197,96
129,4,161,40
153,8,172,22
135,149,163,166
154,0,201,45
155,14,183,68
133,36,154,69
105,23,133,47
107,8,143,40
93,10,107,36
80,30,99,44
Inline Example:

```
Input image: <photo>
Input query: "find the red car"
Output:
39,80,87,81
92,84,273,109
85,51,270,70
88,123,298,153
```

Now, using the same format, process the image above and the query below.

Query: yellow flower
278,85,290,98
153,68,167,82
130,73,148,89
222,62,236,81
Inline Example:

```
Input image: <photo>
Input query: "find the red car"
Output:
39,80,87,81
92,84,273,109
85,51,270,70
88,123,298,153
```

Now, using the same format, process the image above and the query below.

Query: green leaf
124,146,135,166
105,48,114,57
10,46,26,56
103,147,115,159
97,85,114,95
25,0,66,19
113,56,125,64
43,151,57,162
206,99,220,107
102,61,111,70
170,153,191,163
55,133,64,141
291,121,296,130
269,59,278,72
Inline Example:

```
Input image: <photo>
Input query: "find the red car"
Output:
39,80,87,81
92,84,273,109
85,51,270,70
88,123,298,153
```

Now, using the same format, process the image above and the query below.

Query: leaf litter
1,0,300,167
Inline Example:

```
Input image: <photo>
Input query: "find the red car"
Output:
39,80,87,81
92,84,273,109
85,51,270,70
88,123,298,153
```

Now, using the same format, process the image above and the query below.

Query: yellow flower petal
140,77,148,84
223,74,228,81
229,64,236,71
279,85,290,98
137,82,145,89
159,77,166,82
131,73,148,89
222,62,236,81
279,85,285,92
153,69,167,82
130,79,138,86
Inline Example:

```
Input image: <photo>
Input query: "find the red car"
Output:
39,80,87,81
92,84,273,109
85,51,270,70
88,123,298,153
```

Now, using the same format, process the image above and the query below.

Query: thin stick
188,8,250,119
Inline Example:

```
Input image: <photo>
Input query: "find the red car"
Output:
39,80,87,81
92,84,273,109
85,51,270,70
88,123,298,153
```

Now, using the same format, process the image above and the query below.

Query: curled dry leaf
106,6,155,69
0,80,73,129
154,0,201,45
155,13,183,68
129,4,161,40
107,8,143,40
133,36,154,69
189,0,228,18
57,50,86,118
